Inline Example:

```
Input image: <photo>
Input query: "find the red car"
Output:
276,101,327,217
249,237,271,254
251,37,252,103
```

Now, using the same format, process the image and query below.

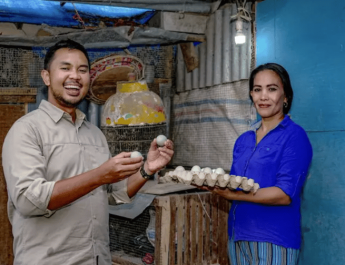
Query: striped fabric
171,80,256,169
228,239,300,265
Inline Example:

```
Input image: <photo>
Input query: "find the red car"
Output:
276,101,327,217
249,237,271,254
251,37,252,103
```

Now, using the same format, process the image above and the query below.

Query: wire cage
109,206,155,260
101,123,166,157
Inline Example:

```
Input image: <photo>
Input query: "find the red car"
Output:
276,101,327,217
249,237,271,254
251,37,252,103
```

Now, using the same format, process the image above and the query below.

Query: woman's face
250,70,287,119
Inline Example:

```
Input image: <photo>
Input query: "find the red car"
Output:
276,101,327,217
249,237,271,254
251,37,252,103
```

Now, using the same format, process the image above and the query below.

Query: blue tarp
0,0,154,27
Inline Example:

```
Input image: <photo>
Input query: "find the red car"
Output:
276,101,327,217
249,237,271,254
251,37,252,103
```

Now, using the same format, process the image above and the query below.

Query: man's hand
145,138,174,175
101,152,144,184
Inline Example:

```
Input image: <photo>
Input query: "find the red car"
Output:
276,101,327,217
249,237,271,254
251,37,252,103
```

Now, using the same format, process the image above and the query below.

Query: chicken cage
110,192,230,265
101,123,167,157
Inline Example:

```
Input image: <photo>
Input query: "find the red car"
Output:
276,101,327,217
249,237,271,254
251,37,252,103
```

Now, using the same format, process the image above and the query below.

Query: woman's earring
283,102,288,108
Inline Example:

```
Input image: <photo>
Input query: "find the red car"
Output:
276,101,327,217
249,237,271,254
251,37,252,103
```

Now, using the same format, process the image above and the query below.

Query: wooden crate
154,192,230,265
112,192,230,265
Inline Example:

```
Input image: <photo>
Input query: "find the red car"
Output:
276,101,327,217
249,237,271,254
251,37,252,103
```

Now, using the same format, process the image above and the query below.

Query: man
2,39,174,265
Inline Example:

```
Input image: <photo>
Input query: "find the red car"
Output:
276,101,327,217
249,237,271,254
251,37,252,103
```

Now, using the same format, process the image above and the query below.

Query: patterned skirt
228,239,300,265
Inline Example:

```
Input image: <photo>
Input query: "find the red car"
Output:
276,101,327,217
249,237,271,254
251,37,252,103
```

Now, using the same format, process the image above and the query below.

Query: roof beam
44,0,221,13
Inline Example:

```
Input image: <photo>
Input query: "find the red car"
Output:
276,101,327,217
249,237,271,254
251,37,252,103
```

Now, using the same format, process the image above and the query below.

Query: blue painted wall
256,0,345,264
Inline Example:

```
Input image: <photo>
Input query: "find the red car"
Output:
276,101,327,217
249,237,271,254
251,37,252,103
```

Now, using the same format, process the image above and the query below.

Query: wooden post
179,43,199,73
176,196,184,265
155,196,171,265
0,104,28,265
211,194,219,264
169,196,177,265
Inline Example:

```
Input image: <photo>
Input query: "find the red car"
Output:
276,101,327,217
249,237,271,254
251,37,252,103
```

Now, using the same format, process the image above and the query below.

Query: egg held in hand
156,135,167,146
130,151,143,158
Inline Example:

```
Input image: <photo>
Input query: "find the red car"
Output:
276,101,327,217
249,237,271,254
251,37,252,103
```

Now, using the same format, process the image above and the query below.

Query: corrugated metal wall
176,3,252,92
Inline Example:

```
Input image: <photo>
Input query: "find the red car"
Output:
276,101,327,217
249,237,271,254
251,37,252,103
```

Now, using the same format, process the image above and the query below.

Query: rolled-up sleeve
275,130,313,200
2,121,55,218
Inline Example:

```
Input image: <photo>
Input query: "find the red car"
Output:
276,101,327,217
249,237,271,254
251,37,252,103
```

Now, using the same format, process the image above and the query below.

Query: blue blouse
228,115,313,249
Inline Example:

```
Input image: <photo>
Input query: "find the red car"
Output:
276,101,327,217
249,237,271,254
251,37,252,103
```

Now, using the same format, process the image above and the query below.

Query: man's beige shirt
2,100,132,265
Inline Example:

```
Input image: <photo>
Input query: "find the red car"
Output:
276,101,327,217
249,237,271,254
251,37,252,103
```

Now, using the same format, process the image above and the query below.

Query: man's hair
44,39,90,70
249,63,294,114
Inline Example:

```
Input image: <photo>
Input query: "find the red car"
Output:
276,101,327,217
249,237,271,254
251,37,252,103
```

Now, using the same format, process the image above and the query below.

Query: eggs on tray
160,166,260,193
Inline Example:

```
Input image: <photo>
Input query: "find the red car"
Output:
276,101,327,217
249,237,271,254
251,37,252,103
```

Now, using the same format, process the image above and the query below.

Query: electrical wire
232,0,251,22
72,3,86,29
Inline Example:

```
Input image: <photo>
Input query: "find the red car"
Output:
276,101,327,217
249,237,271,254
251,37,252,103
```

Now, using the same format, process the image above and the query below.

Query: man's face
41,48,90,110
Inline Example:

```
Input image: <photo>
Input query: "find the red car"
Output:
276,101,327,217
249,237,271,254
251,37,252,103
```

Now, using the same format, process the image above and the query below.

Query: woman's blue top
228,115,313,249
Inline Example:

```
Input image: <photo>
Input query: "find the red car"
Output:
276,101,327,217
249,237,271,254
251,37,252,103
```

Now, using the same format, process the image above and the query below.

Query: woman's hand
145,138,174,174
193,184,291,205
193,185,237,200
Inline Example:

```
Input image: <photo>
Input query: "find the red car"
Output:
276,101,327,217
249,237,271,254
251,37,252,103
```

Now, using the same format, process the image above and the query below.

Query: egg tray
160,170,260,193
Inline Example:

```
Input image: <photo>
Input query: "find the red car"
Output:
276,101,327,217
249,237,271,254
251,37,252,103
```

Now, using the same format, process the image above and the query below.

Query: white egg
191,165,201,172
130,151,143,158
203,167,212,174
156,135,167,146
215,168,225,174
175,166,185,171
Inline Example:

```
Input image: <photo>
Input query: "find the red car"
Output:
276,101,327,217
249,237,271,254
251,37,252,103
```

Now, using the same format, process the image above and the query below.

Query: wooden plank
141,183,196,195
186,34,206,43
156,196,171,265
0,88,37,95
0,104,26,265
111,255,141,265
0,88,37,103
184,193,191,265
179,43,199,72
211,194,219,264
0,95,36,103
154,202,163,265
149,78,172,97
165,46,174,79
176,195,184,265
169,196,177,265
190,195,197,265
148,11,208,34
218,197,230,265
197,194,203,264
204,193,211,265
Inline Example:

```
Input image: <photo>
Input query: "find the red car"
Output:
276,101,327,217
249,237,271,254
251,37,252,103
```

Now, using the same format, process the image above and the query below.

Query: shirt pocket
256,145,281,165
84,145,110,170
233,144,251,161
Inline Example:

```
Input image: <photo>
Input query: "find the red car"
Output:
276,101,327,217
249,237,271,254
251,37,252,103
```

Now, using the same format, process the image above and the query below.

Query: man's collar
39,100,86,124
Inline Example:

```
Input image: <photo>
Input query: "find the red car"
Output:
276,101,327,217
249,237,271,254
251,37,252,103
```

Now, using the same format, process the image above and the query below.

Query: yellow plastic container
101,80,166,126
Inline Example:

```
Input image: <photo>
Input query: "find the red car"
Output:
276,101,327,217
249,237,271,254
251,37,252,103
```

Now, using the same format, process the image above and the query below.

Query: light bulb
234,18,246,45
235,31,246,44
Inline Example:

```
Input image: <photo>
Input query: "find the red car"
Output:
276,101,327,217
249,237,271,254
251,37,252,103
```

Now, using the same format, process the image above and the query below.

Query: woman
203,63,312,264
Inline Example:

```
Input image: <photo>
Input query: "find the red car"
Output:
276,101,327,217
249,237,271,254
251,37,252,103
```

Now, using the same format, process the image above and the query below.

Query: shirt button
93,215,96,219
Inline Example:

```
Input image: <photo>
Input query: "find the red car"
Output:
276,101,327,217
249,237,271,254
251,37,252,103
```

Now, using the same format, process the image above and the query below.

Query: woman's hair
44,39,90,70
249,63,293,114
